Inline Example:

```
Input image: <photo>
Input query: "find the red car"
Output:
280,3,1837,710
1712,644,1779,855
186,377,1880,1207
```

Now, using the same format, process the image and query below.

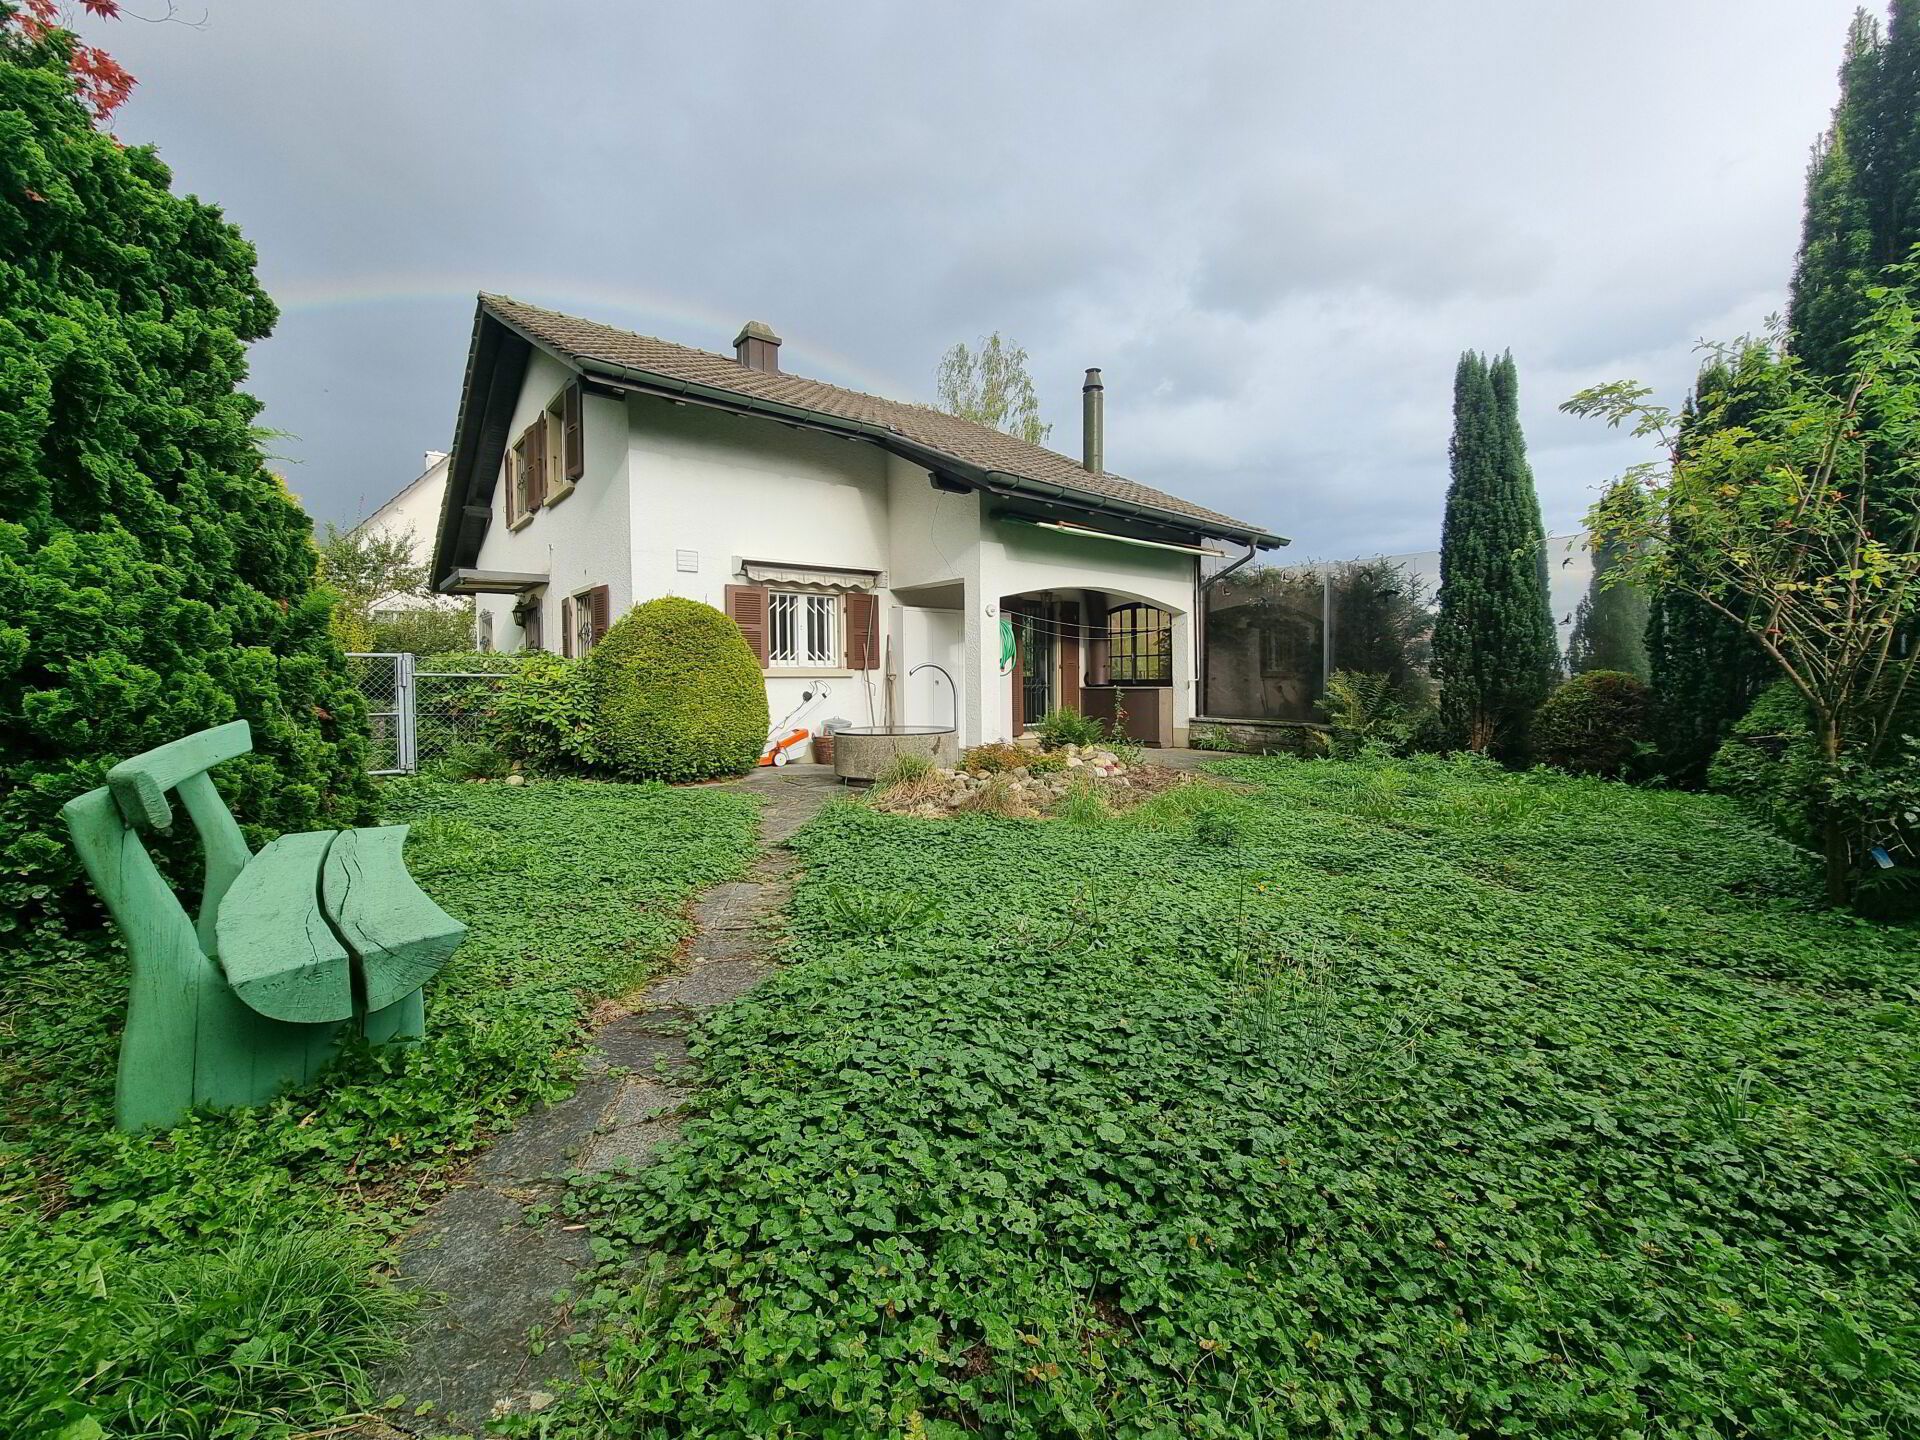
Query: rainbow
262,272,920,399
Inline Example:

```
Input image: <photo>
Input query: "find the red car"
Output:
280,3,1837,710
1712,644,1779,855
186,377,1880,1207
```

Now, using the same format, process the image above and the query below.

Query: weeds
543,754,1920,1438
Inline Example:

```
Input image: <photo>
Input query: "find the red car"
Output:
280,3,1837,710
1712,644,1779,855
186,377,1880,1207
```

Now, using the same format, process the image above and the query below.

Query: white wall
624,394,896,731
355,452,465,615
471,350,633,651
465,353,1205,746
975,518,1201,745
896,605,964,729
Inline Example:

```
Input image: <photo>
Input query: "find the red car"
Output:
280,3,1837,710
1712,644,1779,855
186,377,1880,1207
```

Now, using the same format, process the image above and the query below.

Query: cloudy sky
84,0,1860,557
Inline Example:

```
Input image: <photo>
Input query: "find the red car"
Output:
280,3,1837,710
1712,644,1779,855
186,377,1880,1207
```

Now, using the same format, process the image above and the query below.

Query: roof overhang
564,355,1290,550
438,568,549,595
996,514,1226,557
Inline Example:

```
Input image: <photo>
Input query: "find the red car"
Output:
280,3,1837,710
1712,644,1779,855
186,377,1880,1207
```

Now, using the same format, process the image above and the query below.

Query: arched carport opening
999,586,1184,746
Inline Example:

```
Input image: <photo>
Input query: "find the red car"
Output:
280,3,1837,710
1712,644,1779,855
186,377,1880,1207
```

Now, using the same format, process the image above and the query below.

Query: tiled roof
480,294,1277,541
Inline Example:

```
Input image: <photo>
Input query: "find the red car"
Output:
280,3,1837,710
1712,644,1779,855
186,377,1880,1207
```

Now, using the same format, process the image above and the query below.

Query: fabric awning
738,558,883,590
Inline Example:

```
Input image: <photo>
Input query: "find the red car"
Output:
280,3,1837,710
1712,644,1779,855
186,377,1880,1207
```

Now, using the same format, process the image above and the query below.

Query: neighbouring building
428,295,1286,749
352,450,468,620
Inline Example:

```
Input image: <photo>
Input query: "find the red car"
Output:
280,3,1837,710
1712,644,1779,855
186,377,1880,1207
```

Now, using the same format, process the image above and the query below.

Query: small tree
1564,284,1920,903
315,521,470,653
935,333,1051,444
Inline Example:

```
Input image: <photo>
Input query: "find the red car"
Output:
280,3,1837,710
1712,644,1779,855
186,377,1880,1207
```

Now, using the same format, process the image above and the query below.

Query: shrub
1531,670,1651,776
0,37,374,966
368,604,475,655
1709,683,1920,917
961,742,1029,775
1707,682,1821,844
1025,751,1068,776
584,598,768,781
422,740,512,782
1036,706,1107,750
1318,671,1428,759
1188,724,1237,752
493,650,598,774
874,751,935,789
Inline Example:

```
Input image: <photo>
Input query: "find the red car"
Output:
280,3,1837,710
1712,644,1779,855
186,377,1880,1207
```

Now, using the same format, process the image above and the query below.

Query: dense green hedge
0,33,374,955
1532,669,1651,777
583,597,768,781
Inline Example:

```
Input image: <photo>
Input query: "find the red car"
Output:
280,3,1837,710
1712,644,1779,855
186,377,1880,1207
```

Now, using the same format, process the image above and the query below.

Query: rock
505,774,527,787
1066,756,1083,767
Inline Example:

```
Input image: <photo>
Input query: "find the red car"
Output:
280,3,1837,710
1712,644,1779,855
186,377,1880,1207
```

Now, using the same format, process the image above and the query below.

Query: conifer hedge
0,31,375,957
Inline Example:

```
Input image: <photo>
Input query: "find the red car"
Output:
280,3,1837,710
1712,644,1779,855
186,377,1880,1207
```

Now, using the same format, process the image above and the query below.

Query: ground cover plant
0,779,756,1438
548,756,1917,1439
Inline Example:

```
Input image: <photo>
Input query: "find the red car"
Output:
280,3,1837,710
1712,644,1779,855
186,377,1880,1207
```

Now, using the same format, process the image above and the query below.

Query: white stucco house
351,450,465,619
428,294,1286,750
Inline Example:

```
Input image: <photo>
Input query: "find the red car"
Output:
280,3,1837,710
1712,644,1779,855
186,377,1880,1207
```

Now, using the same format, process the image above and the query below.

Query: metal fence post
396,652,418,775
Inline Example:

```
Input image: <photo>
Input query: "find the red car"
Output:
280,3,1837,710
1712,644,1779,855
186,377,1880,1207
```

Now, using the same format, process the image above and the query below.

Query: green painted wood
61,787,207,1131
362,986,425,1046
64,725,458,1131
323,825,465,1013
215,831,355,1024
176,770,252,954
106,719,252,831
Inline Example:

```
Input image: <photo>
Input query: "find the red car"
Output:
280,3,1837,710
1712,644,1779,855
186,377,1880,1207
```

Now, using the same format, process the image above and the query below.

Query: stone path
368,765,841,1437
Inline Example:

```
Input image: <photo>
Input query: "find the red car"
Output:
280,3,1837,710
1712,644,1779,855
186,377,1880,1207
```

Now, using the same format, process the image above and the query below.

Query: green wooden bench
60,720,466,1131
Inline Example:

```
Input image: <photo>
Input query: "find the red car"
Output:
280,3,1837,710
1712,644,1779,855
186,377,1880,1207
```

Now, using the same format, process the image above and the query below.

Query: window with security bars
768,590,838,666
1107,603,1172,683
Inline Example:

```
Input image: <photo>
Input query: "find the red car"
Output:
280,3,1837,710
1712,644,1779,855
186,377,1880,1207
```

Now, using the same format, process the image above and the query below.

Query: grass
0,778,757,1439
543,753,1919,1439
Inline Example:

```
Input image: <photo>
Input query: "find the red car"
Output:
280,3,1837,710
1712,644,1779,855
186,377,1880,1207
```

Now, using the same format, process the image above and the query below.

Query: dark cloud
83,0,1862,554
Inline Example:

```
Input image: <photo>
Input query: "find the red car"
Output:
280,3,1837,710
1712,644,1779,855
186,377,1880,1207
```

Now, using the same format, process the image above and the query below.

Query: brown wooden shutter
725,584,769,667
844,590,877,670
563,381,584,483
589,585,611,644
509,438,527,521
560,596,575,658
526,420,548,508
1057,600,1082,711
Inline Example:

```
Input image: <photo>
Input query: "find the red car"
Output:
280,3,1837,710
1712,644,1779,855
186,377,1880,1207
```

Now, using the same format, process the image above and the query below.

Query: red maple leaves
8,0,136,122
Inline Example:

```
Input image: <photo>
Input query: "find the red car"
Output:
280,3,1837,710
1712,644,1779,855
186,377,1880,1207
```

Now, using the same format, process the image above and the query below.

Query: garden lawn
1,778,756,1439
550,755,1920,1440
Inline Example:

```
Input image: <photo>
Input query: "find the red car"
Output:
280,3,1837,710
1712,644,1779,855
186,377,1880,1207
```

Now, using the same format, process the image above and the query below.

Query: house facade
429,295,1284,751
352,450,462,618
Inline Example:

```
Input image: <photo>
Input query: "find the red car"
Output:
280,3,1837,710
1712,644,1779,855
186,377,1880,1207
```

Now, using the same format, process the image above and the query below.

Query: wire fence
345,653,509,775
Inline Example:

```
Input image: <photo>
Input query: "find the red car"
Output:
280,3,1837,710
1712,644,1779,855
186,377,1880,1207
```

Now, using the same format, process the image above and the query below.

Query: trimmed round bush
584,598,768,781
1532,670,1650,776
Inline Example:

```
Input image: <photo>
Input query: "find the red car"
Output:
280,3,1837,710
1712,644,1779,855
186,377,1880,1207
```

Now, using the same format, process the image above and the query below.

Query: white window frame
767,590,839,668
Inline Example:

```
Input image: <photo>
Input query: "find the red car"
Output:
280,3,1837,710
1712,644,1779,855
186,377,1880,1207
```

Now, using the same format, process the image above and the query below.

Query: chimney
1081,367,1104,473
734,320,782,373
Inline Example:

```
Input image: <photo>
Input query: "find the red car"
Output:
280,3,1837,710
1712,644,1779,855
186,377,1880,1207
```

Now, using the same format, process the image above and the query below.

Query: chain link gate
347,654,510,775
346,652,416,774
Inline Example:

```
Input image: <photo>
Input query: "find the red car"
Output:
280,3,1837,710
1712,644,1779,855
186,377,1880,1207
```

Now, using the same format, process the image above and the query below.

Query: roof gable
433,294,1283,585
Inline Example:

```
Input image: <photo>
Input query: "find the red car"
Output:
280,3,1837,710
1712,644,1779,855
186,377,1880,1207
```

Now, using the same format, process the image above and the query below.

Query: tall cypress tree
1643,354,1780,784
1788,9,1883,379
1433,351,1559,756
1567,525,1650,680
1645,5,1914,783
